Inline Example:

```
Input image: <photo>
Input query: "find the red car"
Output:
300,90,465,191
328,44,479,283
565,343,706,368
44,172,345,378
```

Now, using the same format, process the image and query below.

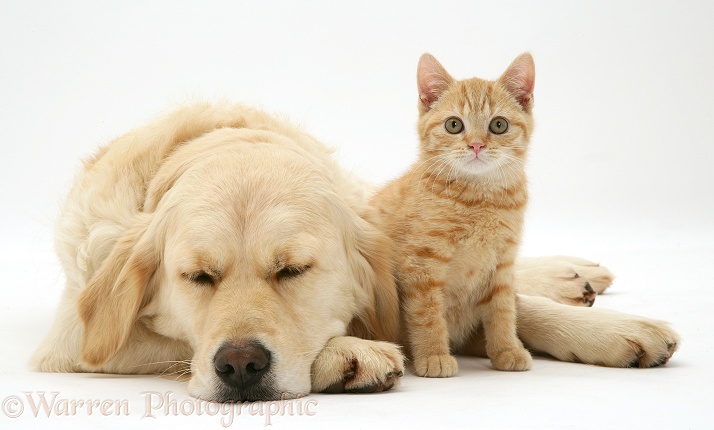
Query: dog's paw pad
344,360,403,393
625,337,679,368
311,338,404,394
580,281,597,307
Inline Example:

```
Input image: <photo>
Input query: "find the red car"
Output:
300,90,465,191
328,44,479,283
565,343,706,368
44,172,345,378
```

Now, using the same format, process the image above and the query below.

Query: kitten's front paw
414,354,458,377
491,347,532,371
311,336,404,394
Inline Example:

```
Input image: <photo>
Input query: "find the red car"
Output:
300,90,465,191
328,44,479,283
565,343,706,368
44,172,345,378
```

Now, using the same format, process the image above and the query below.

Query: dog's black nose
214,342,271,389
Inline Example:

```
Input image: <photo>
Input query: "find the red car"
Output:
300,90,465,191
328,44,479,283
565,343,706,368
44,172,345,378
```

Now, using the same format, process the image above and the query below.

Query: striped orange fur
371,52,537,376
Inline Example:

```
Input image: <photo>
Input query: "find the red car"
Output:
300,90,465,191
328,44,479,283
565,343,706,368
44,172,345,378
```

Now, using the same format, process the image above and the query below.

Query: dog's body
33,103,679,401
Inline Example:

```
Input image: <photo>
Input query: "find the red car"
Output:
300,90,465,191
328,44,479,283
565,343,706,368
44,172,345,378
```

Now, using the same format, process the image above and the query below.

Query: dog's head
76,128,398,401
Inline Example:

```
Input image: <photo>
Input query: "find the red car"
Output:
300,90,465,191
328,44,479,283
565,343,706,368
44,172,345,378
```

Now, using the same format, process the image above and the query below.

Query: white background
1,1,713,429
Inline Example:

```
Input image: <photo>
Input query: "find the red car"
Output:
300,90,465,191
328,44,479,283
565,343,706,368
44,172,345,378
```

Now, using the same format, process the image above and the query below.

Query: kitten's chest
444,205,522,287
448,205,518,251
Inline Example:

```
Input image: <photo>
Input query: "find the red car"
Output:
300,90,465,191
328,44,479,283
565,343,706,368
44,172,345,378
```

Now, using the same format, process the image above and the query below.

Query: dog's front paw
604,318,680,368
555,274,598,307
491,347,532,371
515,256,614,306
413,354,458,377
311,336,404,394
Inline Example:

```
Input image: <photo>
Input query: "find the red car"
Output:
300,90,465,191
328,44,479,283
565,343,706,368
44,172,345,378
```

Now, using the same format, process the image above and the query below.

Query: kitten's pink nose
469,142,485,156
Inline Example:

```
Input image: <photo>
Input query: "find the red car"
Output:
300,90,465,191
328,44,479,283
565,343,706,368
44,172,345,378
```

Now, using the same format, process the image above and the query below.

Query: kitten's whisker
489,153,524,191
445,161,457,196
429,157,452,195
412,154,452,196
407,153,450,190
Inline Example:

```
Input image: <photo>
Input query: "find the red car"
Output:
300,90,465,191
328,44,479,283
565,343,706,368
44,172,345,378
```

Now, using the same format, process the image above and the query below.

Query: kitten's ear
417,53,454,112
498,53,535,112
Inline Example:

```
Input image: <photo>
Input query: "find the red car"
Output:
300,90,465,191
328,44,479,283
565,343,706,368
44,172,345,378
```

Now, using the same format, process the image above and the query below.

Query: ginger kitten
371,53,535,377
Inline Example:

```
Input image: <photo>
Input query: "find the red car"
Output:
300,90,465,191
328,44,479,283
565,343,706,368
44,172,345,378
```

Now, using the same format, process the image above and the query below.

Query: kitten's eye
489,117,509,135
444,117,464,134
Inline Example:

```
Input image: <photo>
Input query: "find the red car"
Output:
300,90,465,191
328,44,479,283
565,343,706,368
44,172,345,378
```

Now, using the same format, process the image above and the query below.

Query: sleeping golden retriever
32,103,679,401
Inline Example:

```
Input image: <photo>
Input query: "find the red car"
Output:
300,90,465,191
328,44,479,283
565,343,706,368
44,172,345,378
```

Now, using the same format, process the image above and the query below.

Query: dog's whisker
130,359,193,369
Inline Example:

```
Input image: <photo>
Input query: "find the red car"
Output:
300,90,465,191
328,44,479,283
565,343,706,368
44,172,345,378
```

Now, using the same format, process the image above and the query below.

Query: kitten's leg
311,336,404,393
480,264,532,371
402,274,459,377
516,295,679,367
514,256,614,306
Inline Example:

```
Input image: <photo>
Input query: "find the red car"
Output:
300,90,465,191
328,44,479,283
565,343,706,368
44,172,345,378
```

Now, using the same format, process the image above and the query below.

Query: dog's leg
516,295,679,368
31,284,85,372
514,256,614,307
311,336,404,394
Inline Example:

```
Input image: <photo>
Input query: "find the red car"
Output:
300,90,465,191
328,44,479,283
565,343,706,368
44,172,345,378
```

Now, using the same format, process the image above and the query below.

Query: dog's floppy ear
345,209,400,343
77,214,158,368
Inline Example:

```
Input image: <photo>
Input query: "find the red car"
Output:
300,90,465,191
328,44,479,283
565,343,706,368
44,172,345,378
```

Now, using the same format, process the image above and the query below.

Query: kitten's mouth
467,151,484,163
460,152,495,174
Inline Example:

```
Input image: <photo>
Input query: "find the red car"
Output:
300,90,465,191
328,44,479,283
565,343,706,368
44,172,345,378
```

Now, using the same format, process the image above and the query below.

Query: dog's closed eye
275,265,311,282
184,270,219,287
